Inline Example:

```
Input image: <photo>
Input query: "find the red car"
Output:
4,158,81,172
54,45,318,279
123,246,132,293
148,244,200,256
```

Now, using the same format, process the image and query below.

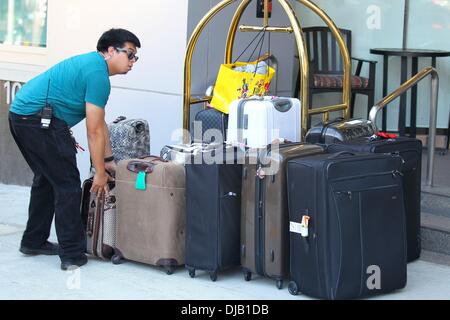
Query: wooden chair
295,26,377,120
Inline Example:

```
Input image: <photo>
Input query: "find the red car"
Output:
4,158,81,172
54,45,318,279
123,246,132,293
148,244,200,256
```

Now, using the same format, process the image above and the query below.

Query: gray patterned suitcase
107,116,150,161
90,116,150,176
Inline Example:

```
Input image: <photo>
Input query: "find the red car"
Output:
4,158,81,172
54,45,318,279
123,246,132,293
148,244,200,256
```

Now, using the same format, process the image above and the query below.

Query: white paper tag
290,221,302,234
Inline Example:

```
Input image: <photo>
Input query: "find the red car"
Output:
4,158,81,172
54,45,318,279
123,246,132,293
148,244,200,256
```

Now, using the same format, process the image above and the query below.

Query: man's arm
104,121,113,159
86,102,109,196
103,121,117,176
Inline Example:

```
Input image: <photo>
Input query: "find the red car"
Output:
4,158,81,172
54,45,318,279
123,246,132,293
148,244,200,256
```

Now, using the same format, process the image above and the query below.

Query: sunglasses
115,47,139,62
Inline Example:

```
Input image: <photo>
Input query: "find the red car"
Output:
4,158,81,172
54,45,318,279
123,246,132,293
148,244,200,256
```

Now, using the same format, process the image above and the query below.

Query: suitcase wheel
209,273,217,282
188,269,195,278
165,266,174,275
111,253,125,265
276,279,283,290
288,281,299,296
243,270,251,282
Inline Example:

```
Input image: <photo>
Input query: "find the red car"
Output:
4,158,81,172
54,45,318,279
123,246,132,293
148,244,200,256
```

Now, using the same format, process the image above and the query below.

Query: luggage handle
329,151,356,159
112,116,126,124
127,155,168,173
127,161,155,174
320,117,345,144
273,99,292,113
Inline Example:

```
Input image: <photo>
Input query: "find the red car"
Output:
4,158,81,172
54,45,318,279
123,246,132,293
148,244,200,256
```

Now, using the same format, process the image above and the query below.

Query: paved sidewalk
1,184,449,300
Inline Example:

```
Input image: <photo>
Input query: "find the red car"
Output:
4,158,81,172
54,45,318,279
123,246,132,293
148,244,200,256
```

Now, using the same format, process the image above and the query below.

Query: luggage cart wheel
244,270,251,281
188,269,195,278
165,266,174,275
111,254,124,265
288,281,299,296
276,280,283,290
210,273,217,282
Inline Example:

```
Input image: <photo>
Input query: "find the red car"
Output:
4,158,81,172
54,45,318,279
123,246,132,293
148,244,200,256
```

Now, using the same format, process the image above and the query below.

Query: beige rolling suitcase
112,156,186,274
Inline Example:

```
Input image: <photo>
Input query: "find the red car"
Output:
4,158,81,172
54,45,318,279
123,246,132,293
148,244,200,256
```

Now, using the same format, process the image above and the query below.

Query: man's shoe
61,254,88,271
19,241,59,256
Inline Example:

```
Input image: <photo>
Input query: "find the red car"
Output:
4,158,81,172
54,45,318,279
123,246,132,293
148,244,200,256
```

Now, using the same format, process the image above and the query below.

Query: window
0,0,48,48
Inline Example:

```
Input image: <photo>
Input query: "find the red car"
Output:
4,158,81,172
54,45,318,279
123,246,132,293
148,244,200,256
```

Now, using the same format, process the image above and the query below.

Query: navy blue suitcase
327,136,422,262
287,152,407,299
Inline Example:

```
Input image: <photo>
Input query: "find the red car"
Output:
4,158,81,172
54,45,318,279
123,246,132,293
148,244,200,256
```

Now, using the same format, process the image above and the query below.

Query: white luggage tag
290,215,310,238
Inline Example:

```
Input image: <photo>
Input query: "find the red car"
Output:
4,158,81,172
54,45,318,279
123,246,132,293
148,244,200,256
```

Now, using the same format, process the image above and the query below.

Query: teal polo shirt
10,51,110,127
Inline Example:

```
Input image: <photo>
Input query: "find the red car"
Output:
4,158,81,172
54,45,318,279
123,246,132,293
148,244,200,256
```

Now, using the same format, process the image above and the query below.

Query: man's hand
90,171,111,198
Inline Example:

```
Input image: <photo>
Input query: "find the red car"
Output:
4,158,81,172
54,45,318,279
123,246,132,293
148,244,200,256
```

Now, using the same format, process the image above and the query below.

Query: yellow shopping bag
210,59,275,114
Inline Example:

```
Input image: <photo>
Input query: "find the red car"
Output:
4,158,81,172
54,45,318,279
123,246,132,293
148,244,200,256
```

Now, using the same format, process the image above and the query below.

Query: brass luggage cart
182,0,440,187
182,0,352,143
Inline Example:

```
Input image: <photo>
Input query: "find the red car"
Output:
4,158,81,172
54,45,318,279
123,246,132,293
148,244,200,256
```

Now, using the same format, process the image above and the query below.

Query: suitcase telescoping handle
92,194,105,258
86,206,95,237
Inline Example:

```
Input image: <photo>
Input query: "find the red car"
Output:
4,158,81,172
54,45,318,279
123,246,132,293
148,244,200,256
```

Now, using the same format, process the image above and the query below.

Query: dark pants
8,111,85,261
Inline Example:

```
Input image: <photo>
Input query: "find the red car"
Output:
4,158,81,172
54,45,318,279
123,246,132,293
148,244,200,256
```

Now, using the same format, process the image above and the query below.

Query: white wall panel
47,0,189,94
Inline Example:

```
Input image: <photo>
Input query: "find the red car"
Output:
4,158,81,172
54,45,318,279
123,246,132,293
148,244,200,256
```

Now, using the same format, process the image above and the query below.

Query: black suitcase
287,152,407,300
305,117,374,144
185,146,242,281
191,108,228,143
327,136,422,262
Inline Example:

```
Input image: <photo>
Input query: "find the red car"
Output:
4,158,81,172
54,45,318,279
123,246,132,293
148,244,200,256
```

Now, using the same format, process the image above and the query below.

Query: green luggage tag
135,171,147,190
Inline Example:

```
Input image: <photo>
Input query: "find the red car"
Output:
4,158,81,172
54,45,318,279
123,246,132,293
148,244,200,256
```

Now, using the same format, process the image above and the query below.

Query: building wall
1,0,190,184
48,0,191,183
294,0,450,131
0,0,298,185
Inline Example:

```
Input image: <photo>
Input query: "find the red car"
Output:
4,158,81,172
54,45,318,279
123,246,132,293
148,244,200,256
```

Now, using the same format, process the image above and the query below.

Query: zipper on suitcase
255,163,265,276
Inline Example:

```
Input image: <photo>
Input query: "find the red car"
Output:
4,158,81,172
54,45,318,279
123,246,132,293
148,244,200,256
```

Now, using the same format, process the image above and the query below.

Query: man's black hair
97,28,141,52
